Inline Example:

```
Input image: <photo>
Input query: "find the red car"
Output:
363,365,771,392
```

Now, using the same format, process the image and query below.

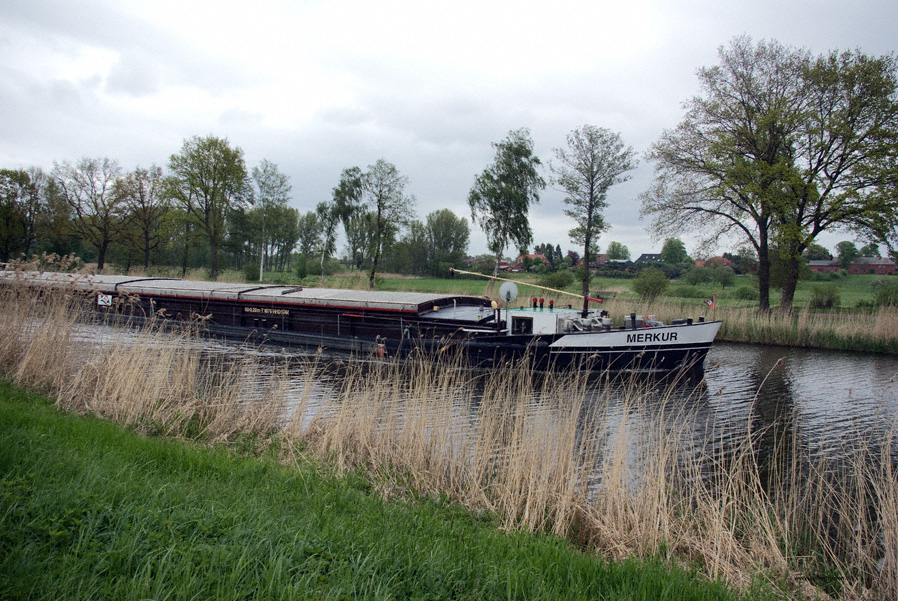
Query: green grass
333,272,892,312
0,378,762,601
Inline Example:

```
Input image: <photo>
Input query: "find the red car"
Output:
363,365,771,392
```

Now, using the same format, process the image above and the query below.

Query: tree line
0,123,638,297
0,138,473,284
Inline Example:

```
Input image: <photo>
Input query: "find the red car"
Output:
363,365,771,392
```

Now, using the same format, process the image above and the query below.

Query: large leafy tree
0,169,43,262
772,48,898,307
640,37,806,311
551,125,635,315
113,165,168,269
605,241,630,261
166,135,249,279
836,240,860,269
803,243,832,261
52,157,125,270
640,36,898,311
660,237,691,266
468,128,546,277
425,208,469,275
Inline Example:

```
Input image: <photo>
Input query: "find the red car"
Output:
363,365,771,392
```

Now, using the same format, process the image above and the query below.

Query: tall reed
0,280,288,443
1,280,896,599
594,297,898,354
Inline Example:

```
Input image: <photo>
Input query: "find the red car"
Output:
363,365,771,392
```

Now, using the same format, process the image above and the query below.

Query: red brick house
808,259,840,273
808,257,898,275
847,257,898,275
694,257,735,269
510,254,549,271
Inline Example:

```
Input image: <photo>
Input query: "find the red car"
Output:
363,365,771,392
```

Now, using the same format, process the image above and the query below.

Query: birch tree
468,128,545,277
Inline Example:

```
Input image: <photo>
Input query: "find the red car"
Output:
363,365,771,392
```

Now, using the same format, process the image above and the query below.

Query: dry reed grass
0,277,289,443
1,279,896,600
592,297,898,354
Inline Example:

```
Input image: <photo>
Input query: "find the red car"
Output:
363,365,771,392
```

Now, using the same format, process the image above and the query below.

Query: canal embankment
1,283,896,600
0,379,753,600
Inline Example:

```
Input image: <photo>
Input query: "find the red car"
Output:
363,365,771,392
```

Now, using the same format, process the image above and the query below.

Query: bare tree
551,125,635,315
114,165,168,269
53,157,124,270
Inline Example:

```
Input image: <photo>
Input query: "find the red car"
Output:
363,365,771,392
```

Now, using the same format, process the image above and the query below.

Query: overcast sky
2,0,896,258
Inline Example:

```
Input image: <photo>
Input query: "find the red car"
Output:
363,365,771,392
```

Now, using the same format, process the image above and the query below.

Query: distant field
362,272,889,312
120,265,892,312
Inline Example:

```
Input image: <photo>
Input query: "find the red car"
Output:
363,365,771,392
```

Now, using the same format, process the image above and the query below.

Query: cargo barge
1,271,721,374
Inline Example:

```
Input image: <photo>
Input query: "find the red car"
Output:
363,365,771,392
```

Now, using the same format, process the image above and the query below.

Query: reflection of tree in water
698,346,893,580
744,348,799,492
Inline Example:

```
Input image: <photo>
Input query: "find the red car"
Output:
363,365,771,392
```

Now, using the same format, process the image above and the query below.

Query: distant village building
694,256,735,269
808,257,897,275
510,254,549,271
848,257,898,275
464,256,511,271
635,253,661,264
808,259,840,273
574,254,611,270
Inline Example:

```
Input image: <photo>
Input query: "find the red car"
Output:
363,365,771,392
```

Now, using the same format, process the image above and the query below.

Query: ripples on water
704,343,898,465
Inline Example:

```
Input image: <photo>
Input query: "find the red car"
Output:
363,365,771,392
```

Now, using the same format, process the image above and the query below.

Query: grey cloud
219,108,264,126
0,1,264,95
106,49,162,97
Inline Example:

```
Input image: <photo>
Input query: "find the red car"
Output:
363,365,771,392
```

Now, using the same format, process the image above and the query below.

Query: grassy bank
1,379,744,600
1,280,897,599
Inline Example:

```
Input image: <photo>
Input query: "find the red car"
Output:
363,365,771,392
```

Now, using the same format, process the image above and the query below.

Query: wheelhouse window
511,316,533,335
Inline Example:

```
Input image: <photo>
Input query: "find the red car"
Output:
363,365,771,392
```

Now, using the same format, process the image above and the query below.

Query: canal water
702,342,898,464
69,321,898,469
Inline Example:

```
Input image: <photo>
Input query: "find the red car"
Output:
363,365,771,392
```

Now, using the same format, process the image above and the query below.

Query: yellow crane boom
449,268,604,304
